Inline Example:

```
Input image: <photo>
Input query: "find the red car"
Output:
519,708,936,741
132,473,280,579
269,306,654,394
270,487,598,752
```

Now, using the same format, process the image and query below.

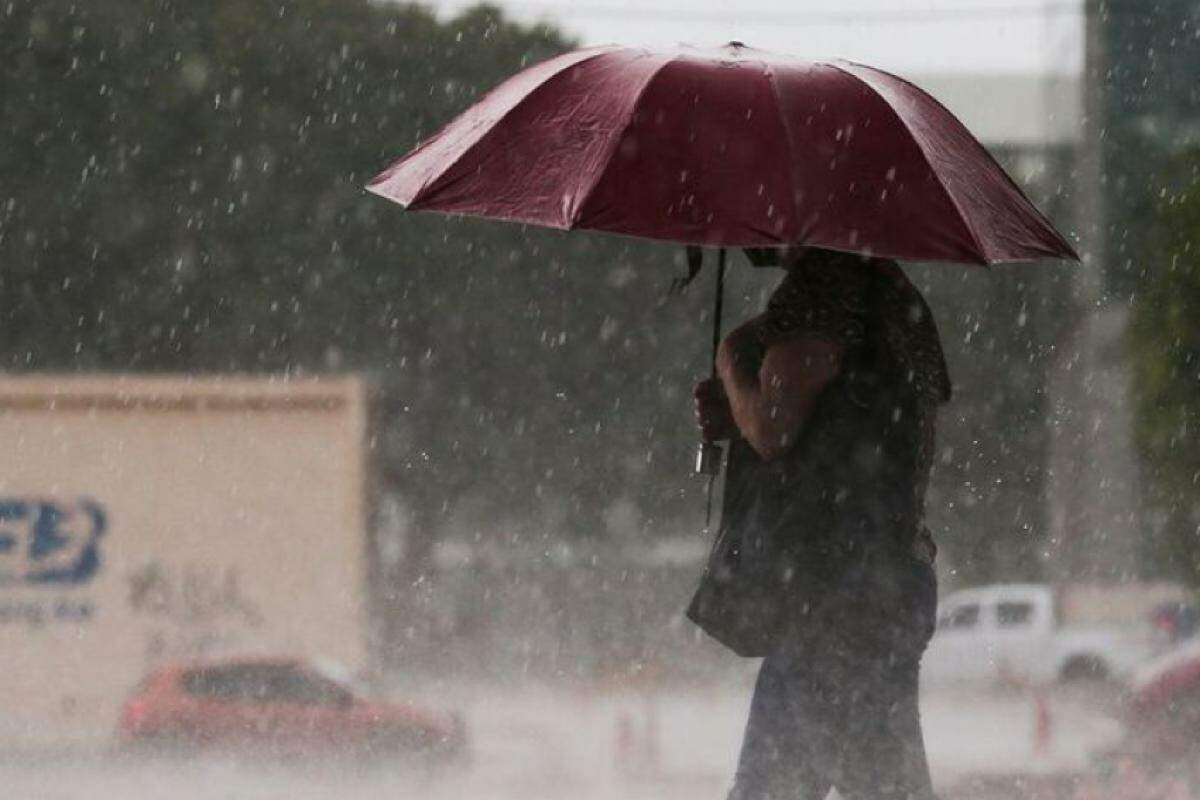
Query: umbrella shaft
703,247,728,529
710,248,726,378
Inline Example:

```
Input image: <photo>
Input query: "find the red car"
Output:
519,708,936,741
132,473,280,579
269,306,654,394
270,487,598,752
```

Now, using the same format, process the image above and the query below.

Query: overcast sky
426,0,1084,75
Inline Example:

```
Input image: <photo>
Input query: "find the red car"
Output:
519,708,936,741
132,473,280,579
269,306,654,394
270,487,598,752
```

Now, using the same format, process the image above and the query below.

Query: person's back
692,247,949,800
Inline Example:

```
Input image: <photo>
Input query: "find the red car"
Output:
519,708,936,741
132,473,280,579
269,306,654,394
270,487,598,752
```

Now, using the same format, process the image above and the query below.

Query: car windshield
997,602,1035,628
939,604,980,630
183,664,352,707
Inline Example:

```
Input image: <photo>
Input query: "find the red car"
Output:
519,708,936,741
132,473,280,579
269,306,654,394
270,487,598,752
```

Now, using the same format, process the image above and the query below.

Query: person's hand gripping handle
694,378,735,472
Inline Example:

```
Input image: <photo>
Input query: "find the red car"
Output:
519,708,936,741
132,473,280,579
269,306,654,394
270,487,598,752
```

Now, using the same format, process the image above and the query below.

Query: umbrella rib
837,61,1079,263
761,62,802,245
825,61,989,265
404,47,623,210
566,55,678,229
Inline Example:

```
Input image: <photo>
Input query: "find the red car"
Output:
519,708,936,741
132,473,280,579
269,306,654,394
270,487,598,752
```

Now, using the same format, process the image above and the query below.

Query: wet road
0,683,1121,799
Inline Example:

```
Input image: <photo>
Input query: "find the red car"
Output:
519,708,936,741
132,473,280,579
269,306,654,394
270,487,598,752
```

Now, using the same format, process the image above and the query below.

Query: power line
427,1,1083,26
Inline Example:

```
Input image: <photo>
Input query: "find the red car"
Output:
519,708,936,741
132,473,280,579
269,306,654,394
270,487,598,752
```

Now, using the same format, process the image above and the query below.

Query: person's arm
716,328,843,461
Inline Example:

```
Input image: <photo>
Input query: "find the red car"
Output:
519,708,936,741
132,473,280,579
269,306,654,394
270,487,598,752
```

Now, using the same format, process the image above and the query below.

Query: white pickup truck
921,583,1159,685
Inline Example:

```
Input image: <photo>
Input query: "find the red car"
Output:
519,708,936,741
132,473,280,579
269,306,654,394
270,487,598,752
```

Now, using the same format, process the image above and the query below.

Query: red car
118,657,466,759
1121,638,1200,763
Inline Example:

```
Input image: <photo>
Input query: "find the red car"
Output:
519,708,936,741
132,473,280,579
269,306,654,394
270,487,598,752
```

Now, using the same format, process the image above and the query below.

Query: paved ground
0,682,1123,799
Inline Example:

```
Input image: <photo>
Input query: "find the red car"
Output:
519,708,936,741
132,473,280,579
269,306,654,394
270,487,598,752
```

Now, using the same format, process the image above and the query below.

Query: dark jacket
693,337,936,657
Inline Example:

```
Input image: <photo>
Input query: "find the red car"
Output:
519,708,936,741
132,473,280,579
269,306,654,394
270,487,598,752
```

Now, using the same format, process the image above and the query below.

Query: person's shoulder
761,336,844,377
758,306,863,353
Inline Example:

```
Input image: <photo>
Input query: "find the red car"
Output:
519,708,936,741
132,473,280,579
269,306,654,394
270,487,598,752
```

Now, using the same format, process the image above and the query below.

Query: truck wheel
1059,654,1109,683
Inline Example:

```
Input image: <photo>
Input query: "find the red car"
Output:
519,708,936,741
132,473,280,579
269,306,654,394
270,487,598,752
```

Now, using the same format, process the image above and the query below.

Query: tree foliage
0,0,724,557
1129,148,1200,584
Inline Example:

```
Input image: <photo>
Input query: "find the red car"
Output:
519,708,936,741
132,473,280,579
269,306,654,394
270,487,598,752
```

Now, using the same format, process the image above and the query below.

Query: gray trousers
728,566,938,800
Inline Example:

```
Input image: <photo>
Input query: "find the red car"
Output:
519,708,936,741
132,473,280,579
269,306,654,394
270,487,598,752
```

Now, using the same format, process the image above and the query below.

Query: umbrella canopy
368,43,1077,265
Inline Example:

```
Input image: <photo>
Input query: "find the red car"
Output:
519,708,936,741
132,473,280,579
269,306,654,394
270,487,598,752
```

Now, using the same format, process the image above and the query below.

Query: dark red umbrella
368,43,1077,515
368,42,1077,265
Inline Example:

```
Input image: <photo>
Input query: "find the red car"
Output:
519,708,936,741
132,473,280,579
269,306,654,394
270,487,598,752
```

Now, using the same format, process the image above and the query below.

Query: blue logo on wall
0,499,107,585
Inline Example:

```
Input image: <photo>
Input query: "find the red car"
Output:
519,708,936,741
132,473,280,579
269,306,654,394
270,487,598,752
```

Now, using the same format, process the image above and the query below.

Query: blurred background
2,1,1199,798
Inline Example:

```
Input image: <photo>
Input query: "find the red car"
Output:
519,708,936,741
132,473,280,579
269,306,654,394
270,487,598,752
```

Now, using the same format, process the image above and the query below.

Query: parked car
1149,600,1200,647
921,583,1155,685
1125,638,1200,753
118,656,466,759
1067,639,1200,799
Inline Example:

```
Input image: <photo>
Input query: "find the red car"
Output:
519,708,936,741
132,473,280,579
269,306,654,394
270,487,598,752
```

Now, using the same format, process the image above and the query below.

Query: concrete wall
913,73,1082,148
0,375,367,745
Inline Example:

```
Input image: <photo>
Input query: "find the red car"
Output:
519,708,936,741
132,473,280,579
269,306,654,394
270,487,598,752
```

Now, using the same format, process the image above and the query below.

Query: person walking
693,246,952,800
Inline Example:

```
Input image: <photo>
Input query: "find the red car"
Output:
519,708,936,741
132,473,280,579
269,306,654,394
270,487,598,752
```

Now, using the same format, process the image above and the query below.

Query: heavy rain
0,1,1198,798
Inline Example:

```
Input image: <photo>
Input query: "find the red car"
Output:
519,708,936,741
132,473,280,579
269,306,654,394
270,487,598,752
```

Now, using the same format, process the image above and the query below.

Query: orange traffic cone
1034,691,1053,758
614,711,635,773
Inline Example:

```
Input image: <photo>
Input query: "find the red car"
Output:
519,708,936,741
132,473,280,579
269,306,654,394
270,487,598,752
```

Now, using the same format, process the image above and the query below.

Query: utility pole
1045,0,1103,579
1045,0,1141,581
1078,1,1107,303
